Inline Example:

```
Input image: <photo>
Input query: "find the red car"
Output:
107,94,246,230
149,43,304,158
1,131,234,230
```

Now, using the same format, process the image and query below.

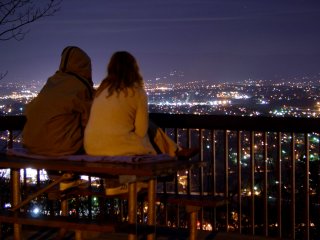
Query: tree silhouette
0,0,62,41
0,0,63,80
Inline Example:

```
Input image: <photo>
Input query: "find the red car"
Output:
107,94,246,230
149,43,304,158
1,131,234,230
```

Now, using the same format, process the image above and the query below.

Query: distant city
1,71,320,118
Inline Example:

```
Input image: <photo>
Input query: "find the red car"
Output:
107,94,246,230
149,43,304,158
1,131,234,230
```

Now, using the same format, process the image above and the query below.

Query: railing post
304,133,310,240
199,128,204,229
211,129,217,231
7,130,13,149
224,130,229,231
276,132,282,238
263,132,268,237
11,168,22,240
291,133,296,240
237,130,242,234
250,131,255,236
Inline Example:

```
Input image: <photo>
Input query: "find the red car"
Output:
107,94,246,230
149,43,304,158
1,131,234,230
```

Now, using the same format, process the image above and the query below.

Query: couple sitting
22,46,198,194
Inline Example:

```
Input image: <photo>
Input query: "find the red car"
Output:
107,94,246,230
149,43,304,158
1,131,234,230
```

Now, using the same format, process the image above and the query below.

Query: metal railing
149,113,320,240
1,114,320,239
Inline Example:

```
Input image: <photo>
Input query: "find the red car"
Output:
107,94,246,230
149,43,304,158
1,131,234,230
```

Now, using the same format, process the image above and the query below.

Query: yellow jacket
84,87,156,156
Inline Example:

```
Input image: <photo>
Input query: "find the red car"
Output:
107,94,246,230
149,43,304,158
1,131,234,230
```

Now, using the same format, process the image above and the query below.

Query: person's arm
134,89,149,138
80,99,92,128
80,86,95,128
73,87,93,128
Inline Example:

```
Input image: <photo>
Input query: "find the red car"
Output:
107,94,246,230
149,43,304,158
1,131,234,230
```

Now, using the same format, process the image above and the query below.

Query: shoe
105,182,148,196
59,179,88,191
176,147,199,160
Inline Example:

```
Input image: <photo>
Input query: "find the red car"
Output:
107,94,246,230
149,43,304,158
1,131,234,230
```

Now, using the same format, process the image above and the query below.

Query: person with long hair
84,51,198,195
84,51,158,156
84,51,198,158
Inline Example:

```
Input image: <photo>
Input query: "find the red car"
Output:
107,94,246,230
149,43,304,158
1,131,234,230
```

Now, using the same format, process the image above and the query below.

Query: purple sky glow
1,0,320,84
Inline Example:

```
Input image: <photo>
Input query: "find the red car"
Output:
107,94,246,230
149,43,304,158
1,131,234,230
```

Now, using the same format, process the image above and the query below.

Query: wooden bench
0,153,206,240
42,181,228,240
157,193,228,240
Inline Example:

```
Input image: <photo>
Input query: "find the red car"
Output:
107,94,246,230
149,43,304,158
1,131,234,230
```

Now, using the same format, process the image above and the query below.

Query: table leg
57,183,70,239
128,182,137,240
11,168,22,240
147,178,156,240
75,230,83,240
186,205,200,240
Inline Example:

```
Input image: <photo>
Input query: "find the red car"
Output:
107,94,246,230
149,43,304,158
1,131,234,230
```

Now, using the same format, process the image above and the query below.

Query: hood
59,46,93,87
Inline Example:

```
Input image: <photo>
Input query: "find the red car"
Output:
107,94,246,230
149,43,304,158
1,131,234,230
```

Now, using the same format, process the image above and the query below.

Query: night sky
1,0,320,85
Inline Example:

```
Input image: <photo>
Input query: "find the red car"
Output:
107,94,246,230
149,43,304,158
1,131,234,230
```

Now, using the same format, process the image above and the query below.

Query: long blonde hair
96,51,144,97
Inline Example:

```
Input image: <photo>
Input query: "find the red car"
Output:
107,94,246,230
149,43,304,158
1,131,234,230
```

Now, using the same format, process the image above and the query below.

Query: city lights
1,75,320,238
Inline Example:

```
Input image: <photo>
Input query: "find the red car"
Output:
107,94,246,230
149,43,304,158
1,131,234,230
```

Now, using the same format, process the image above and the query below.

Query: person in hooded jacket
22,46,94,156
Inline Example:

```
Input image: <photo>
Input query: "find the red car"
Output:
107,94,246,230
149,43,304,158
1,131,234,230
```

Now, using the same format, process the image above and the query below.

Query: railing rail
150,113,320,133
1,114,320,240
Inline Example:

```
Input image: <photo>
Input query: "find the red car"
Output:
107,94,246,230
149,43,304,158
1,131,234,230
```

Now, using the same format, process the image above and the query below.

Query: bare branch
0,1,62,80
0,70,8,81
0,0,63,41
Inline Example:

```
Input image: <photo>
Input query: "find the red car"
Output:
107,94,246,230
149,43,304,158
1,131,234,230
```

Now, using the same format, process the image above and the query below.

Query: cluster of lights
216,91,250,99
0,90,37,101
153,100,231,106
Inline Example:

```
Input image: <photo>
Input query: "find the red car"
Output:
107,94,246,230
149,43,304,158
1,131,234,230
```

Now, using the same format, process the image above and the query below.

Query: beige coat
22,47,94,156
84,87,156,156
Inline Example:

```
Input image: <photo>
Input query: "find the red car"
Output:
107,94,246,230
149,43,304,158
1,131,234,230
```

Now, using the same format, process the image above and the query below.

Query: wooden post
147,178,156,240
11,168,22,240
128,182,137,240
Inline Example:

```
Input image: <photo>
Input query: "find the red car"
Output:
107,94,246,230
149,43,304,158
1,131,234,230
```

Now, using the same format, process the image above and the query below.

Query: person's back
84,51,155,156
22,46,94,156
85,85,155,156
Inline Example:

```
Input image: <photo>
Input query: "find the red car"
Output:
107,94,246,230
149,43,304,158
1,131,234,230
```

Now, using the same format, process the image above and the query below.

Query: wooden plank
0,211,154,234
0,153,205,178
